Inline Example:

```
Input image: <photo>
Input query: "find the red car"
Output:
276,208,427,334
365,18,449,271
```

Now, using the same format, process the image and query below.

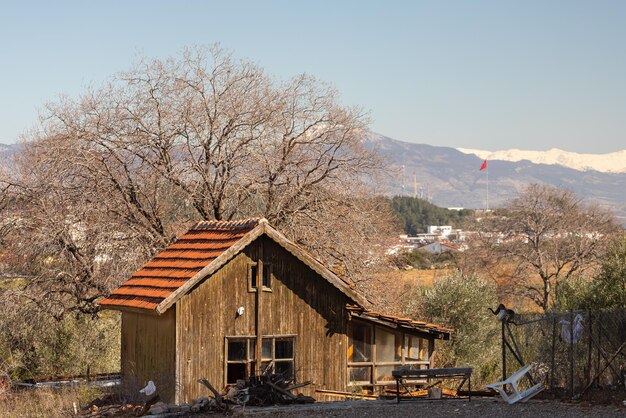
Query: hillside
4,136,626,222
366,133,626,223
390,196,473,235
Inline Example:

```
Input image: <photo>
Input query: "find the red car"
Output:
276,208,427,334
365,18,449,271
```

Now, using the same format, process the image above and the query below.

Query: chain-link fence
499,309,626,398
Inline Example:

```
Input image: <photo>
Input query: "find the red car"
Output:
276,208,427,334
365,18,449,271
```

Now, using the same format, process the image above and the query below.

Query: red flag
479,160,487,171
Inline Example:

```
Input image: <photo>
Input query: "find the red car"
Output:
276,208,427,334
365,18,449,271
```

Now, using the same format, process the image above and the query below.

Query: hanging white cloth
560,314,584,344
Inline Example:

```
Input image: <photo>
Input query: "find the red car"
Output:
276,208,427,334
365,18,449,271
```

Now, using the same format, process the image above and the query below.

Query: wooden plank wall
176,236,349,402
121,309,176,402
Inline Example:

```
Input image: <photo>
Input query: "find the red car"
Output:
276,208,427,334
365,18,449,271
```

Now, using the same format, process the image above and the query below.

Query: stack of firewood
223,371,315,406
81,371,315,416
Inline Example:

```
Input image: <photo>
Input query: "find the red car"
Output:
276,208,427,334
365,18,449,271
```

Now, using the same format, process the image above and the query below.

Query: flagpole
486,165,489,211
479,159,489,211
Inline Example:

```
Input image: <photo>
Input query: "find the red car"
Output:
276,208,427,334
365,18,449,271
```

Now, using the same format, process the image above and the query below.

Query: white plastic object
486,365,543,404
139,380,157,396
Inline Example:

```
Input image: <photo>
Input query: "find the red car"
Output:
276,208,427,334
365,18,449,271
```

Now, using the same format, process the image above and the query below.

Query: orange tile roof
99,218,261,311
347,306,453,339
441,242,461,251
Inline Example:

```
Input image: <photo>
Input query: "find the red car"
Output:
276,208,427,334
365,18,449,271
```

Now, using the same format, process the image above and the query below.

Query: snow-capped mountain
364,133,626,223
457,147,626,174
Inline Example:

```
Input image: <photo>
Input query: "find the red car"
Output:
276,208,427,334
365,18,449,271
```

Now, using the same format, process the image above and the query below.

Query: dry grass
395,268,452,288
372,265,545,315
0,386,106,418
364,268,452,315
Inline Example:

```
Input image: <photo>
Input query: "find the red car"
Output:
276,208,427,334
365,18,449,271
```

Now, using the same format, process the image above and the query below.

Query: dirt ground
228,399,626,418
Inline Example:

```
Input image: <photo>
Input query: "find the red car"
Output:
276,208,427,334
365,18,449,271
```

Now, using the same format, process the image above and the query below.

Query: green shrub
586,234,626,309
554,275,593,311
403,273,501,387
394,248,456,270
0,301,120,381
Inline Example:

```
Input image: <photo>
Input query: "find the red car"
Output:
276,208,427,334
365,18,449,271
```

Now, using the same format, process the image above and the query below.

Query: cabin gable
175,236,349,402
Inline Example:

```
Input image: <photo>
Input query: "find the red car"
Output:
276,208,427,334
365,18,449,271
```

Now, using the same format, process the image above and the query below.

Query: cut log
285,381,313,391
197,378,228,411
197,379,222,402
135,394,160,417
315,389,377,399
267,381,297,399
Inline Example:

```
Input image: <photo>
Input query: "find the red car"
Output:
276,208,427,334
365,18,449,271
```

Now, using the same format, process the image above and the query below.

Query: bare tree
0,131,188,318
465,184,618,312
0,45,394,317
43,46,378,221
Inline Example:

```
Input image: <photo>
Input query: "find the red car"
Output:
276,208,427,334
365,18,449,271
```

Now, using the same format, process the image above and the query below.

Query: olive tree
583,233,626,309
403,273,501,386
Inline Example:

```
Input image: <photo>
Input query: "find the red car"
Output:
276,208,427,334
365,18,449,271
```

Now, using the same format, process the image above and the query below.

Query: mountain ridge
365,133,626,222
2,138,626,221
458,147,626,173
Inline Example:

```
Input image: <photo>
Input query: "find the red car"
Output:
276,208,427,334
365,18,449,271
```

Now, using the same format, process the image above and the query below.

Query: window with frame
262,264,272,288
347,321,430,386
248,262,272,291
225,336,295,384
347,321,373,384
404,335,426,362
261,336,295,380
226,338,256,384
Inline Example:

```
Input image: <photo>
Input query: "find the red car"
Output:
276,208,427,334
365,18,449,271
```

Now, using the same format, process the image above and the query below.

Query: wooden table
392,367,472,403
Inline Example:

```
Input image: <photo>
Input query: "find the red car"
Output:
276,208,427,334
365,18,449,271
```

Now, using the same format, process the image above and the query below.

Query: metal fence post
585,311,592,390
502,320,507,381
569,309,574,397
550,315,556,389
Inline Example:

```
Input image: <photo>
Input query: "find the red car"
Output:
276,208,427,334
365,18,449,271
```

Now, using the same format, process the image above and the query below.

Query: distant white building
419,241,461,255
401,233,439,244
427,225,453,236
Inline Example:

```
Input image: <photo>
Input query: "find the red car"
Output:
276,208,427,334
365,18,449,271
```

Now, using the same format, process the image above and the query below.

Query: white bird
139,380,157,396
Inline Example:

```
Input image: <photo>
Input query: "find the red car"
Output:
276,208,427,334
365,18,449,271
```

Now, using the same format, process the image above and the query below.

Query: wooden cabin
100,218,451,403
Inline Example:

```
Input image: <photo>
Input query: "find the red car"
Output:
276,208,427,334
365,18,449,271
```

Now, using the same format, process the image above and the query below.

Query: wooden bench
392,367,472,402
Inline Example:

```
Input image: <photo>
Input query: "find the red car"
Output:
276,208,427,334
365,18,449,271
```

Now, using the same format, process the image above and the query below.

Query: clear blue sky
1,1,625,153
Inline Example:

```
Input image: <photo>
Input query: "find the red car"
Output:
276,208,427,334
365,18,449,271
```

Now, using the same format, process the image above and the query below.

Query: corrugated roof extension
347,306,453,339
99,218,261,311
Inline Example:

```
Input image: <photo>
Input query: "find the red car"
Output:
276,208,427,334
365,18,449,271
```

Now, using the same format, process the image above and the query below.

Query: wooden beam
255,241,263,375
99,304,160,316
315,389,378,399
